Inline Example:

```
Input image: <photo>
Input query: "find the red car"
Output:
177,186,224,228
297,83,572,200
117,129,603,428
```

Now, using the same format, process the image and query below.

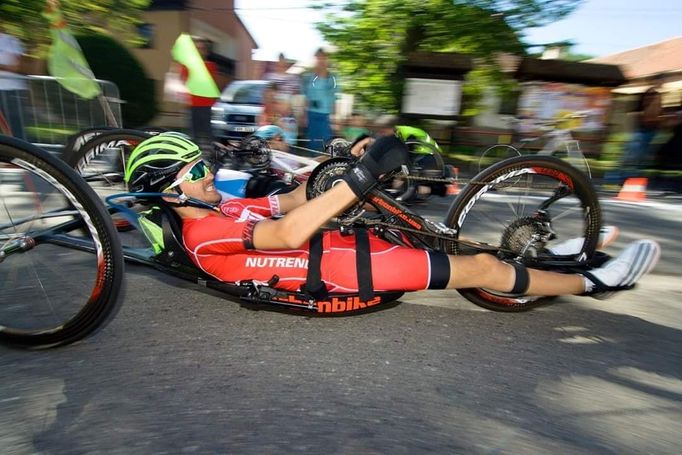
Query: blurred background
2,0,681,188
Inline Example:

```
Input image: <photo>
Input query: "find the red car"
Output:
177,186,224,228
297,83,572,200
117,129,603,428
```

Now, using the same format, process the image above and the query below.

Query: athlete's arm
254,135,407,249
253,181,357,249
274,180,308,213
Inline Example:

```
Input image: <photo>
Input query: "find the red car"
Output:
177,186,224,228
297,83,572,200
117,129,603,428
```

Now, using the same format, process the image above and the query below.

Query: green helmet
124,132,202,193
395,125,442,155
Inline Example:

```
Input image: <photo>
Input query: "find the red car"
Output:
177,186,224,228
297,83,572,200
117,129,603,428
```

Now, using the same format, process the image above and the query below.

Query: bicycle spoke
1,137,124,348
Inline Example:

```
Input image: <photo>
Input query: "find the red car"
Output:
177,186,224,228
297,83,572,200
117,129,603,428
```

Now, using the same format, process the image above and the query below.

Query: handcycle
2,132,606,348
478,112,592,177
98,139,602,315
0,135,124,349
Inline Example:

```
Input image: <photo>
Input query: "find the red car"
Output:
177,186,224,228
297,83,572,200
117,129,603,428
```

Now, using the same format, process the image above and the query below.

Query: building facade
129,0,258,126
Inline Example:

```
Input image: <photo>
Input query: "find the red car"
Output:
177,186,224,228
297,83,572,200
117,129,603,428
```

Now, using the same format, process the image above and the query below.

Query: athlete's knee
447,253,504,289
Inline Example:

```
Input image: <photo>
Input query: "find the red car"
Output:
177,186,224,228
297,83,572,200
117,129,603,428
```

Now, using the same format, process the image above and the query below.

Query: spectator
264,53,300,98
0,25,27,140
277,96,298,146
180,36,219,151
342,112,370,142
346,114,400,157
653,102,682,171
373,114,400,137
620,74,665,176
302,48,338,151
258,82,280,126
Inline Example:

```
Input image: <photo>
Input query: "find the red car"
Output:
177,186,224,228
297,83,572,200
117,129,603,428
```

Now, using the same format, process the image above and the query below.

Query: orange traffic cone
446,166,460,195
616,177,647,202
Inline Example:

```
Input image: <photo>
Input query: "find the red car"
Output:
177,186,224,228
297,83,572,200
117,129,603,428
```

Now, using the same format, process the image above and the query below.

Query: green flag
44,2,101,99
171,34,220,98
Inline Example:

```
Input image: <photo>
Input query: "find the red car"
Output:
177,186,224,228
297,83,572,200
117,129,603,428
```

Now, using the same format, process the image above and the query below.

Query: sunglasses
167,160,211,190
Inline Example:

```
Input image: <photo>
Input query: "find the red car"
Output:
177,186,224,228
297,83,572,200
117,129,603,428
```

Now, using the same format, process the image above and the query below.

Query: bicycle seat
153,203,208,273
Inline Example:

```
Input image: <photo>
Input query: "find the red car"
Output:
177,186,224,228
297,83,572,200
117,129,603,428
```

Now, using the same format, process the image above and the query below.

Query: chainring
305,157,354,200
305,157,368,220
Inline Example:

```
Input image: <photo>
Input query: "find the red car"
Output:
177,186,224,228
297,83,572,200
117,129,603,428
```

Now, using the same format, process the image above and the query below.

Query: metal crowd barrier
0,74,122,153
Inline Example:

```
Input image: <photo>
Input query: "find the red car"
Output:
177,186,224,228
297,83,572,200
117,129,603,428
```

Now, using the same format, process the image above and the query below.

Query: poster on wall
402,78,461,116
516,82,612,133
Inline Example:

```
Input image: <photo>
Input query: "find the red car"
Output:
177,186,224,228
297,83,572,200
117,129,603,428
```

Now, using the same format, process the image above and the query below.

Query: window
137,23,154,49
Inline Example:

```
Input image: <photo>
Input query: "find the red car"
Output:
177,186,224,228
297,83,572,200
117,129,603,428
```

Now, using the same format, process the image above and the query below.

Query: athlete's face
176,160,221,204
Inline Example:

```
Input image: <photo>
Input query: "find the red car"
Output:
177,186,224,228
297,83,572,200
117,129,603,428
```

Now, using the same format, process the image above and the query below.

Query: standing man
0,25,27,139
302,48,338,151
621,74,665,176
180,36,219,152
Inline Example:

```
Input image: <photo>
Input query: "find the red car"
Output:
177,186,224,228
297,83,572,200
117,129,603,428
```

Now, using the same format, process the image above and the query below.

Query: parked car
211,80,269,141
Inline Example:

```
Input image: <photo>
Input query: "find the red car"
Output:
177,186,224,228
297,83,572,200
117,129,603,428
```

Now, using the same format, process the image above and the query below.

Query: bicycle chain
398,174,569,191
344,217,504,253
400,174,456,184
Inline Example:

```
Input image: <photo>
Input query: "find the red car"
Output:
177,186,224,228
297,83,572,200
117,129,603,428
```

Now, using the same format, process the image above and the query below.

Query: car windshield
221,82,266,105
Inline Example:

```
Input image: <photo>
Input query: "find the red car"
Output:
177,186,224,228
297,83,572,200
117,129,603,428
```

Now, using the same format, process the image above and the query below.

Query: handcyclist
124,132,660,300
253,124,289,152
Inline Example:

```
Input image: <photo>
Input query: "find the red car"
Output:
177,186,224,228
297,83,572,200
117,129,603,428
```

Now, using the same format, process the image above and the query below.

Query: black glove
343,135,409,199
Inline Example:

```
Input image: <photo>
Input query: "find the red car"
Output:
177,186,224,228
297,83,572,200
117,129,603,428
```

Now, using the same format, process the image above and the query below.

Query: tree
0,0,151,53
78,33,158,127
314,0,582,114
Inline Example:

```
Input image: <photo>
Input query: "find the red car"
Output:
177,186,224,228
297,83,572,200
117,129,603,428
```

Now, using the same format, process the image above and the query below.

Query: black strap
303,232,328,300
509,261,530,295
581,271,635,295
354,228,374,301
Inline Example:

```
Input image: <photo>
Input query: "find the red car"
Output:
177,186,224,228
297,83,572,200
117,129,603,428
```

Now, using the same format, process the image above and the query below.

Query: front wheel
0,136,124,348
442,155,601,311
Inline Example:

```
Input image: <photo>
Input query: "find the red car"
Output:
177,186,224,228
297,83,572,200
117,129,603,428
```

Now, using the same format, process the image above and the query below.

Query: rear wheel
65,129,152,196
442,155,601,312
0,136,124,348
65,129,152,238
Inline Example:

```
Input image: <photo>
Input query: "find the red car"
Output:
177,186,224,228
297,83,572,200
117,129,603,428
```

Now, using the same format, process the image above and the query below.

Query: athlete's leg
446,254,584,295
446,239,660,297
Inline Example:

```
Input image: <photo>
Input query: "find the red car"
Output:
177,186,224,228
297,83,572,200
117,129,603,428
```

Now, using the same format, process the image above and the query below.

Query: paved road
1,195,681,454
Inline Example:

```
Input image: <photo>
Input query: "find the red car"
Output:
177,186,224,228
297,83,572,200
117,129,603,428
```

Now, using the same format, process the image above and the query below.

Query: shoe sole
598,225,619,249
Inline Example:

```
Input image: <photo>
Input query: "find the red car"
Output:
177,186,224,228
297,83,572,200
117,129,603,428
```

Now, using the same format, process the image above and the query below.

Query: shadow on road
1,280,681,453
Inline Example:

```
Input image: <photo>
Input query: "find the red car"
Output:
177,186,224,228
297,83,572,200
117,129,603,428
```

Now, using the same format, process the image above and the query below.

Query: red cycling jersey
182,196,450,293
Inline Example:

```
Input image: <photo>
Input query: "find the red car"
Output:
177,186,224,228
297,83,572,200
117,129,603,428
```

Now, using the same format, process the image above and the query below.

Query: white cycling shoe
548,225,620,256
582,239,661,299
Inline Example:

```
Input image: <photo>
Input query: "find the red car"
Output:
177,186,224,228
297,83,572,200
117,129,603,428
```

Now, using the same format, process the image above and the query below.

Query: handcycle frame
0,135,602,349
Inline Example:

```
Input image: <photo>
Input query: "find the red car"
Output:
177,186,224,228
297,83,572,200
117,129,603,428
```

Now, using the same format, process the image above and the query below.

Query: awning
515,58,627,87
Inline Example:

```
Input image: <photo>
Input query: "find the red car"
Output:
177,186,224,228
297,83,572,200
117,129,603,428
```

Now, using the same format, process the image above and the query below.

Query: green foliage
314,0,582,113
0,0,150,53
77,33,158,127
